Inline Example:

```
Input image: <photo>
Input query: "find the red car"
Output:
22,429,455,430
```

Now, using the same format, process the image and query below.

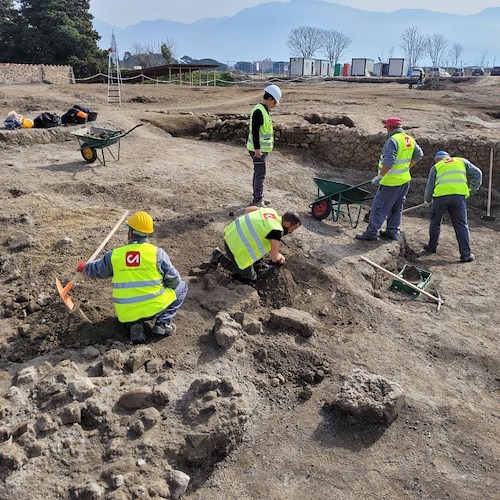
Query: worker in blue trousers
356,116,423,241
423,151,482,262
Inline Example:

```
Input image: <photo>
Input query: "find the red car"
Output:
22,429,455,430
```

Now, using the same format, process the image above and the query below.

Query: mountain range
93,0,500,67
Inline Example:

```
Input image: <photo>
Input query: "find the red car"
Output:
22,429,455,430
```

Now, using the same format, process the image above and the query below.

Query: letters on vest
379,132,416,187
224,208,283,270
247,103,274,153
433,157,469,198
111,243,176,323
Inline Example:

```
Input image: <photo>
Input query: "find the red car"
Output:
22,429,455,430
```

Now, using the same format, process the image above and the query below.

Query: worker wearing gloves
247,84,282,207
423,151,482,262
210,206,301,285
356,116,423,241
77,211,187,345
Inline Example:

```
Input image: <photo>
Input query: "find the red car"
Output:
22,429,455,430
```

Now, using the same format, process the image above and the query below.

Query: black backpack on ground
33,112,61,128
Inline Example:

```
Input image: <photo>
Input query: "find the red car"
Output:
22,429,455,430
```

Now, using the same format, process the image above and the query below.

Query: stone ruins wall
0,63,75,84
201,114,500,188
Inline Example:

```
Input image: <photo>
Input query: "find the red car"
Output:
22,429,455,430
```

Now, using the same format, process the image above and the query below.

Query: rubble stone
117,387,152,410
59,402,82,425
15,366,37,385
333,369,405,425
269,307,317,337
68,377,95,402
165,468,190,500
213,311,244,347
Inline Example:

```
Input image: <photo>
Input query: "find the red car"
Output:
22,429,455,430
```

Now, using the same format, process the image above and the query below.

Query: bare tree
160,37,177,64
426,33,448,66
400,26,426,67
130,40,177,68
479,50,488,67
388,45,396,59
321,29,352,66
287,26,323,59
448,43,463,68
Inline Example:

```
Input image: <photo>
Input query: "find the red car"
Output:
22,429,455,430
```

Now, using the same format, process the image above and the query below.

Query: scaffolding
107,33,122,105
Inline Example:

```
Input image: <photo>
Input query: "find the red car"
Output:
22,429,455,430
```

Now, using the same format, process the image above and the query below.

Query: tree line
287,25,487,69
0,0,106,77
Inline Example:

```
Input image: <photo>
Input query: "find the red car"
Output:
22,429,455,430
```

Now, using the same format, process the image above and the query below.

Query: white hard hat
264,84,282,103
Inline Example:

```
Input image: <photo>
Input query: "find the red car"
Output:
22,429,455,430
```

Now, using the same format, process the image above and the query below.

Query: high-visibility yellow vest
224,208,283,269
247,103,274,153
110,243,176,323
433,157,469,197
379,132,416,186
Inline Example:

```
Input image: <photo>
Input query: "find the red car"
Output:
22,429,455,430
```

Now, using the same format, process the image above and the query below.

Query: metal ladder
107,33,122,105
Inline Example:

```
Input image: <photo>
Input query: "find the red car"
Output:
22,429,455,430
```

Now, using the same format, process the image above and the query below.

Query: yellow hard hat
127,211,154,234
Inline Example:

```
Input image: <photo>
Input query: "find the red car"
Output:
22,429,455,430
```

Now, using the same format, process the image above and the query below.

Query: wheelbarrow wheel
81,144,97,163
311,199,332,220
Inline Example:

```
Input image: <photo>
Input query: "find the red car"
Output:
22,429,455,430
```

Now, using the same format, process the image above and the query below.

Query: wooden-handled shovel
56,210,129,311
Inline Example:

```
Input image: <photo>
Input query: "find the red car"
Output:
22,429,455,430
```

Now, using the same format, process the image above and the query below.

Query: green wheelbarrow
309,177,374,228
71,123,143,166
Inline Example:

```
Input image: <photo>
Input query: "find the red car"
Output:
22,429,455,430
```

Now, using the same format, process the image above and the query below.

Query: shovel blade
56,277,75,310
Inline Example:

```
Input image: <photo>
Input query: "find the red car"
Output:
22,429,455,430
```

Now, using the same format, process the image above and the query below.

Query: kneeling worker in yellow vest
210,206,302,284
77,211,187,345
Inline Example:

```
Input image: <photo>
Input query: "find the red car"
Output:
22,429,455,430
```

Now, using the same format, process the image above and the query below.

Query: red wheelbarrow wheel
311,199,332,220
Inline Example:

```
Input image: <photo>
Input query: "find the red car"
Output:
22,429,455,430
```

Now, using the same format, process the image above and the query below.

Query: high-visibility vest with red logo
224,208,282,269
433,157,469,197
379,132,416,186
110,243,176,323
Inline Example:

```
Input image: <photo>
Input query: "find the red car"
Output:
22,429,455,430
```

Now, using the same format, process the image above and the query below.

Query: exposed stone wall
0,63,75,84
201,116,500,188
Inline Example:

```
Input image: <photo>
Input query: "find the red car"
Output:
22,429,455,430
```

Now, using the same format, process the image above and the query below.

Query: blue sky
89,0,500,27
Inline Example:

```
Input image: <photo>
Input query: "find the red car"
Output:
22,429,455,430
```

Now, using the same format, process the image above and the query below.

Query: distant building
289,57,330,76
351,58,374,76
235,61,257,73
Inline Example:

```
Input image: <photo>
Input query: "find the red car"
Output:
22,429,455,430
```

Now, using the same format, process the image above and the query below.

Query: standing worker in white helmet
247,84,282,207
76,211,188,345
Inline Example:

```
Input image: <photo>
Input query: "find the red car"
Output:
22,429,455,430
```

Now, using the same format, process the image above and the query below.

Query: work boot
460,253,475,263
210,247,223,269
129,323,146,345
379,230,399,241
252,199,266,207
152,321,176,336
423,243,436,254
355,232,379,241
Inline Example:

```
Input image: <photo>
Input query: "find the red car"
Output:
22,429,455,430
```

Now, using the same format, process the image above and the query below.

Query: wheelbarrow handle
118,123,144,139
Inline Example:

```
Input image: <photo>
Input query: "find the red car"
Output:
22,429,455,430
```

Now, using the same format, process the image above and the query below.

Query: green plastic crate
391,264,432,296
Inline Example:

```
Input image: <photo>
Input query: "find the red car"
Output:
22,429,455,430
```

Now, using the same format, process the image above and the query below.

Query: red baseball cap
383,116,403,128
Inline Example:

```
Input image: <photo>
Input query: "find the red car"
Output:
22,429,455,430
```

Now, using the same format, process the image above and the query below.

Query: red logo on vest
404,136,412,147
444,157,453,163
262,212,276,220
125,251,140,267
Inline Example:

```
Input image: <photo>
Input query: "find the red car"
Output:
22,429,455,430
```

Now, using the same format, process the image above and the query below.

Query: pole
487,148,493,217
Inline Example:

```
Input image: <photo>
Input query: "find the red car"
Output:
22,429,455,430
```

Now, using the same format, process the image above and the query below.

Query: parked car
471,68,485,76
490,67,500,76
452,68,464,76
428,67,450,77
410,67,425,79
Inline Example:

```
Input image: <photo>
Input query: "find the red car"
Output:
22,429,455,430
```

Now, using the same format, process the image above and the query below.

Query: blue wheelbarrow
309,177,374,228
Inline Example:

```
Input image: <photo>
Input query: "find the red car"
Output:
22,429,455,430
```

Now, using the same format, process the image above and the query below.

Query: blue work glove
371,175,382,186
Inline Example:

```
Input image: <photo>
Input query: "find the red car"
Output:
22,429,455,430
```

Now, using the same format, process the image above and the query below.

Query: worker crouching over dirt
210,206,301,285
356,116,423,241
77,211,187,345
423,151,482,262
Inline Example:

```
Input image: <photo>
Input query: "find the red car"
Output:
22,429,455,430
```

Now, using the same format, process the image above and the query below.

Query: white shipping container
351,58,374,76
289,57,316,76
388,58,409,77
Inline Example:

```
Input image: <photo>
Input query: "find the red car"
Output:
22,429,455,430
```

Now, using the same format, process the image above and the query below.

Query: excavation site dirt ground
0,78,499,499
